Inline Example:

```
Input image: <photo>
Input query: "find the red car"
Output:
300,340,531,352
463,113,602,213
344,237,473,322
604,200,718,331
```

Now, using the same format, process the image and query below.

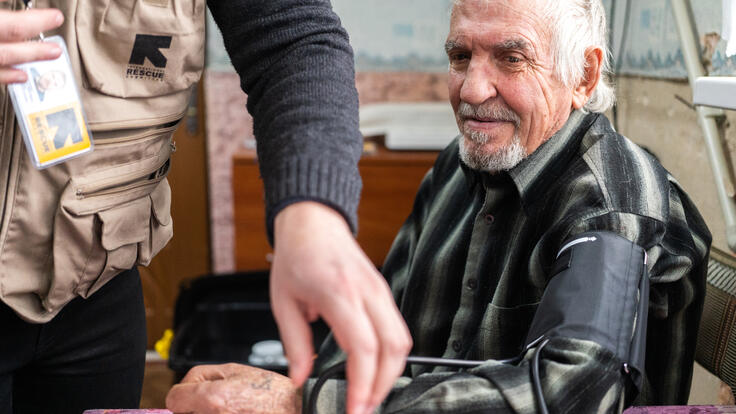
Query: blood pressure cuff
525,231,649,399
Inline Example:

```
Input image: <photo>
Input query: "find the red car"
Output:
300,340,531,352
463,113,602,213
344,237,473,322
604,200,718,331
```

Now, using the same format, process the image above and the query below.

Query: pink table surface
624,406,736,413
83,411,173,414
83,407,736,414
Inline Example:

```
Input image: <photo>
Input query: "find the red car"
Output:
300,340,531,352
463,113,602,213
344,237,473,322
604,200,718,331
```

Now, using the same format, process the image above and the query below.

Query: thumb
273,295,315,387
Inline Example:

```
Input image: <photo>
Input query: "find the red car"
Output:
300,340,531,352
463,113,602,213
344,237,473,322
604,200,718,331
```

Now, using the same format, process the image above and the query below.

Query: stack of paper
359,102,459,150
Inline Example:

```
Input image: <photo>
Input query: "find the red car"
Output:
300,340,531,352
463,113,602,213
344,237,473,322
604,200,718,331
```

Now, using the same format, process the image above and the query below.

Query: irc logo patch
127,34,172,82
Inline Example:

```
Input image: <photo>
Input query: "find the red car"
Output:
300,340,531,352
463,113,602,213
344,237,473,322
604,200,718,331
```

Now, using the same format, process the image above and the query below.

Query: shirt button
484,214,495,224
452,340,462,352
467,279,478,290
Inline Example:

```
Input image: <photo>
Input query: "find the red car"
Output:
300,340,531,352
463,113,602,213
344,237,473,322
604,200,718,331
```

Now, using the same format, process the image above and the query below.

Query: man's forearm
306,338,625,413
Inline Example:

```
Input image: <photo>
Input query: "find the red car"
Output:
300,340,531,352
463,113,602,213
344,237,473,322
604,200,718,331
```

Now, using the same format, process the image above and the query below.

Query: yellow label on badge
26,103,91,165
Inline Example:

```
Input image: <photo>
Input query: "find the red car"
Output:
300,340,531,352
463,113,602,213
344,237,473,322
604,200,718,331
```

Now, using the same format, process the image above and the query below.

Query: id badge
8,36,93,169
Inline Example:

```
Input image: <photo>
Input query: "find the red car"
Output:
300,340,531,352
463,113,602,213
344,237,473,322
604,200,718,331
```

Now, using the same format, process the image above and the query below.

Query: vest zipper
93,123,179,146
72,124,178,198
74,155,171,199
75,175,166,199
89,109,187,133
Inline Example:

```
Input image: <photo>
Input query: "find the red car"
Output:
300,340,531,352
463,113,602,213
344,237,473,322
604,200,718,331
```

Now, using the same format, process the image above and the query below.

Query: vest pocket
44,132,174,310
73,0,205,129
88,179,173,296
75,0,205,98
138,178,173,266
49,178,172,306
90,195,153,294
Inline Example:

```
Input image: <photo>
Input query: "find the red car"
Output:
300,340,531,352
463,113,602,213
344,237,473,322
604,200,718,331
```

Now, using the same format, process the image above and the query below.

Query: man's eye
505,55,522,64
449,52,470,63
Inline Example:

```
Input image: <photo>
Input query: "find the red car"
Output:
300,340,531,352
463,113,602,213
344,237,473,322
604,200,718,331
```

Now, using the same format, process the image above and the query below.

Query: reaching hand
166,363,300,414
270,201,412,414
0,5,64,84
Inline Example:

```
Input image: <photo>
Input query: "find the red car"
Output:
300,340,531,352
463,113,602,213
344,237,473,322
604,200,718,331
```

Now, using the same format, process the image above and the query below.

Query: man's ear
571,47,604,110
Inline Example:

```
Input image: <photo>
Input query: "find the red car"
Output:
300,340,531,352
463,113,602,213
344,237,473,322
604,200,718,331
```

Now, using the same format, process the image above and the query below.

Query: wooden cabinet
233,142,438,269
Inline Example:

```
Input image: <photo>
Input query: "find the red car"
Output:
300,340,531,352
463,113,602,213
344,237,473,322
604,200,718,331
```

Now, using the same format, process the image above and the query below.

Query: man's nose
459,60,498,105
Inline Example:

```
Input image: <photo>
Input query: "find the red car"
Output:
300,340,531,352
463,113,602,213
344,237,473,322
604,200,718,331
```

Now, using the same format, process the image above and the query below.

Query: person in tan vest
0,2,410,414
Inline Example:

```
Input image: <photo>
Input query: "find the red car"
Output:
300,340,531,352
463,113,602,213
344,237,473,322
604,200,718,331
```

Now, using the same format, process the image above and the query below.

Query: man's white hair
451,0,615,113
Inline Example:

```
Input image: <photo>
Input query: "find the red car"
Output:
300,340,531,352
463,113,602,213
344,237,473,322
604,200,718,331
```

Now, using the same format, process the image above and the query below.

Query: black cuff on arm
525,231,649,402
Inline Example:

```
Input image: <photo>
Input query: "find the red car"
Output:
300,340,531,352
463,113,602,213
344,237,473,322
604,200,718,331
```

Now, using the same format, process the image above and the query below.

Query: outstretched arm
207,2,412,413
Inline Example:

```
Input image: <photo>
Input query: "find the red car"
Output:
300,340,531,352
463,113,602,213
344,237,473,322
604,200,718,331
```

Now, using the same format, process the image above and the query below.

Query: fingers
179,364,228,384
166,383,195,413
323,244,410,414
0,9,64,85
336,261,411,414
179,365,210,384
361,276,412,411
179,363,257,385
0,42,63,84
318,288,379,414
0,9,64,42
270,281,315,387
166,382,218,414
325,300,378,414
0,68,28,84
168,367,299,414
270,202,413,414
0,41,62,66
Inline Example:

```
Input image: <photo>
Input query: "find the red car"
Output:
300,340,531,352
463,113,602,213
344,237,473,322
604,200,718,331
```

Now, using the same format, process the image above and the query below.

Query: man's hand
0,4,64,84
271,202,412,414
166,364,300,414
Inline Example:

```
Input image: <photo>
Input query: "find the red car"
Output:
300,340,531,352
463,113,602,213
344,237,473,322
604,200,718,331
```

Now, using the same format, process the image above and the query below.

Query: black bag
168,271,330,379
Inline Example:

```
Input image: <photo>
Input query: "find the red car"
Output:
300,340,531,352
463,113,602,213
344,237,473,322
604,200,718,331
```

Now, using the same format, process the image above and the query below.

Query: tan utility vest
0,0,206,322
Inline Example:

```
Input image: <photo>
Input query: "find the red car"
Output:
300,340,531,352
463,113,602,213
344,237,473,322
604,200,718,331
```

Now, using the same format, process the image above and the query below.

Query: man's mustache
457,101,521,128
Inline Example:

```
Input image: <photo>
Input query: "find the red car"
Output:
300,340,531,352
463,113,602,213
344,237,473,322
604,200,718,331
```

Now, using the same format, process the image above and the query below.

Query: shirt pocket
476,301,540,360
73,0,206,128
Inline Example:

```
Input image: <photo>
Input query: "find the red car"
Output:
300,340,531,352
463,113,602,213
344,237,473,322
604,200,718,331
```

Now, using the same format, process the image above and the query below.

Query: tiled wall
204,72,253,273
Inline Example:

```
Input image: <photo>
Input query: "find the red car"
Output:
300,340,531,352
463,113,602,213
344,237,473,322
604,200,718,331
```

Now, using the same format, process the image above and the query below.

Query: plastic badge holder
8,35,93,169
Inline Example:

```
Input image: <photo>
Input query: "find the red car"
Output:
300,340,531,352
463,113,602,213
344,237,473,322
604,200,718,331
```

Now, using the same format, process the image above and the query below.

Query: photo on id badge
9,36,92,169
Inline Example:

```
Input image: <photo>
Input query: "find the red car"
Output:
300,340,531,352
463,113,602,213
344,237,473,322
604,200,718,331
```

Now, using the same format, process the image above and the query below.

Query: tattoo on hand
250,373,273,390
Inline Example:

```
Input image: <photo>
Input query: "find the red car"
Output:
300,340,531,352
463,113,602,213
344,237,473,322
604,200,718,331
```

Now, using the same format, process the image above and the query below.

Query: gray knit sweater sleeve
207,0,363,242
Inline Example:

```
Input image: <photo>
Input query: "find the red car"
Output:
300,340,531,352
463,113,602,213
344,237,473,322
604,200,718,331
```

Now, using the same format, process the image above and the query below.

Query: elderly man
166,0,711,412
